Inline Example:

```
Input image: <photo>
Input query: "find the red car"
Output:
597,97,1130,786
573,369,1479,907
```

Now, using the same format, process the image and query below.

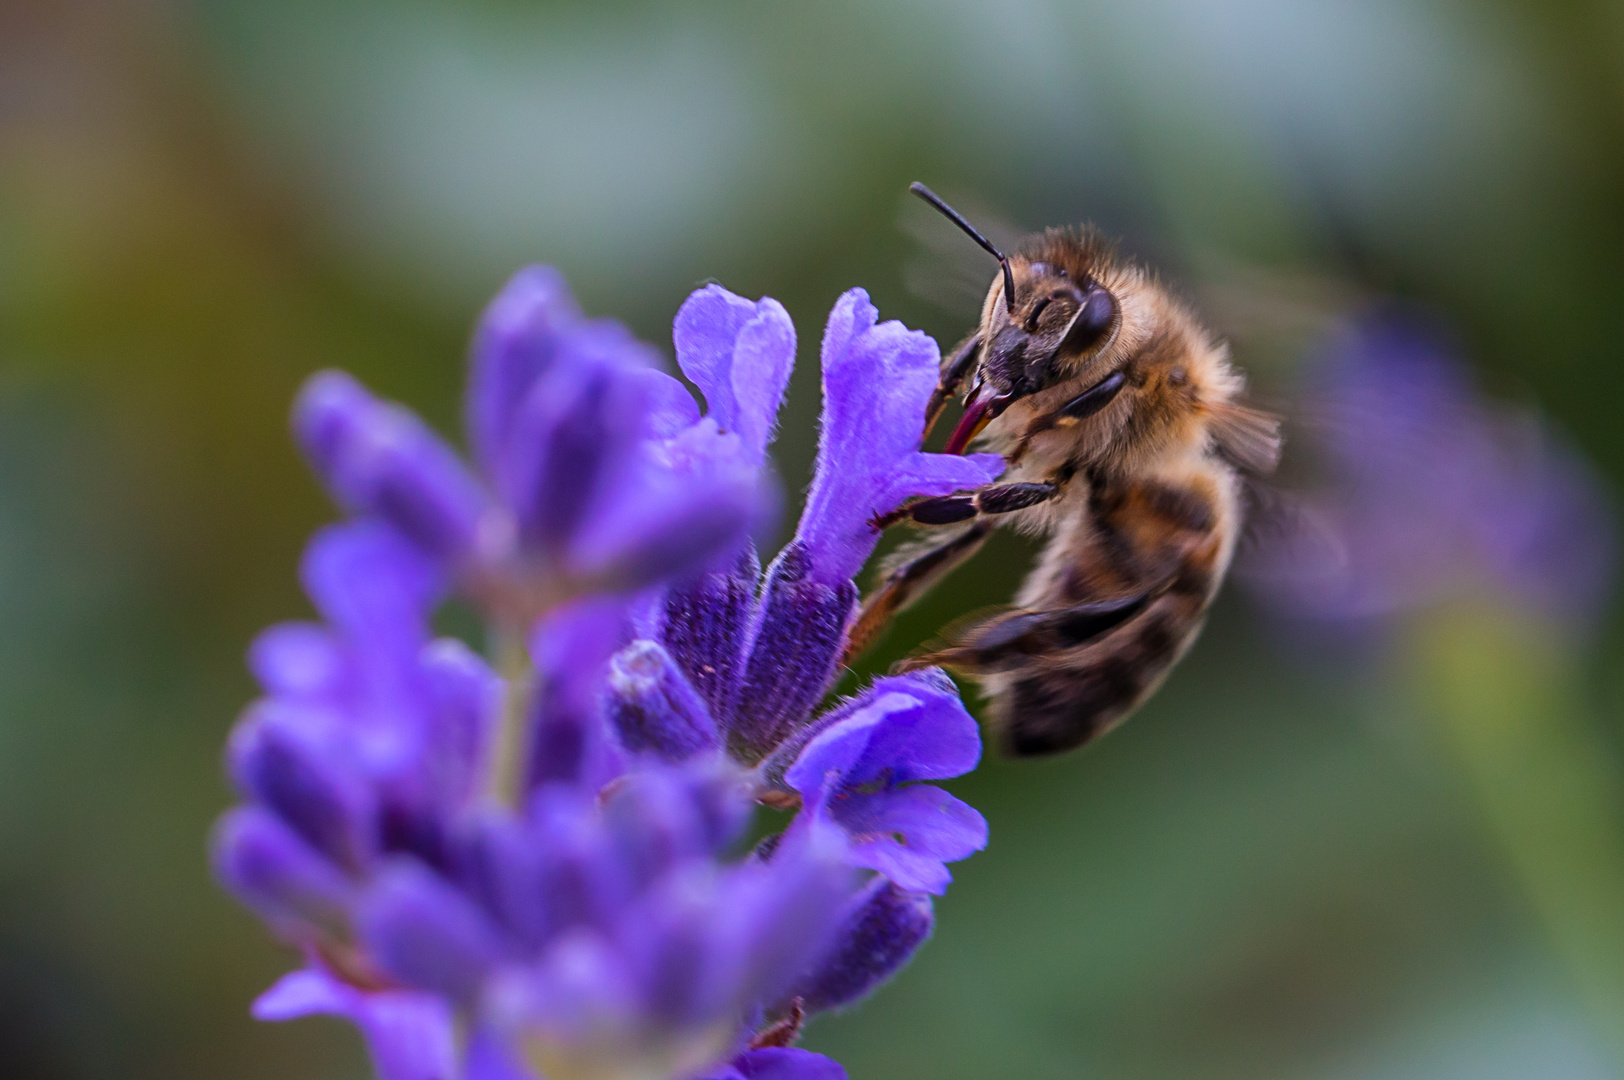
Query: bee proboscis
848,183,1282,756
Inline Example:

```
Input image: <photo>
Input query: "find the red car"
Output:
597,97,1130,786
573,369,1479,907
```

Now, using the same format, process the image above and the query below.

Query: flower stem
1412,604,1624,1066
486,621,535,807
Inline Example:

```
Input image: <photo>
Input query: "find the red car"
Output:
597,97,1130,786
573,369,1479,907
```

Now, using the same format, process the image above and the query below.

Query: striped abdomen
972,465,1236,755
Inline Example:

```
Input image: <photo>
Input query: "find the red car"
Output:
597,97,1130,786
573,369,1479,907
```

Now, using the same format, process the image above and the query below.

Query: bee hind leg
895,592,1154,674
842,521,993,665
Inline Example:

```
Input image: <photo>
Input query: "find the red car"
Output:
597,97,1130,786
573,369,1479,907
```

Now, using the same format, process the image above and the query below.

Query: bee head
947,248,1119,454
978,257,1116,399
907,185,1120,452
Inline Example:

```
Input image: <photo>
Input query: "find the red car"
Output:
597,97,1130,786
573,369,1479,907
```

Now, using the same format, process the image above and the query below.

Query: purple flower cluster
212,267,1004,1080
1245,306,1616,635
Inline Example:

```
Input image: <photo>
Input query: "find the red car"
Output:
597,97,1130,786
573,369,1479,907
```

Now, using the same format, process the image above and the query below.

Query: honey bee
846,183,1282,756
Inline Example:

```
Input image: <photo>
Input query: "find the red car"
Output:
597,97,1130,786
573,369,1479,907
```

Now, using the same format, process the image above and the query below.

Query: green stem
486,622,535,808
1412,604,1624,1064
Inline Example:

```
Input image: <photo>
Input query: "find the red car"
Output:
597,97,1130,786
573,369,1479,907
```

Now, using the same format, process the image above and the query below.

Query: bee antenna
910,182,1016,315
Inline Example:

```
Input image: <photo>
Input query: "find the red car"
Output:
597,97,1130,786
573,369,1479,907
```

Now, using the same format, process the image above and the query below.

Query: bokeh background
3,1,1623,1078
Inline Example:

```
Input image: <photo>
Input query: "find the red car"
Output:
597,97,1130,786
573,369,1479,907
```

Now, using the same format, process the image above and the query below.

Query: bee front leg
872,481,1059,530
922,333,982,442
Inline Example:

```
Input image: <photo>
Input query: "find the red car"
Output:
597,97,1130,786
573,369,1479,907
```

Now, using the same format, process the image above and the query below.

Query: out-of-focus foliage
1,1,1621,1078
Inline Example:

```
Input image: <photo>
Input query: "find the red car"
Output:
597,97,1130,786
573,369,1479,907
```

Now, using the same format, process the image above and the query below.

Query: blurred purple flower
215,269,999,1080
253,965,459,1080
293,266,764,628
1246,306,1616,634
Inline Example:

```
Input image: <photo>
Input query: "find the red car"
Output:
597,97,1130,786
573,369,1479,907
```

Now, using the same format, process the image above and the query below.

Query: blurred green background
3,1,1623,1078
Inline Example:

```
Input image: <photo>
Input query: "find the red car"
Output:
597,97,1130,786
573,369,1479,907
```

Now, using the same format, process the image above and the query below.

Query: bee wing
1209,401,1284,476
1232,471,1353,598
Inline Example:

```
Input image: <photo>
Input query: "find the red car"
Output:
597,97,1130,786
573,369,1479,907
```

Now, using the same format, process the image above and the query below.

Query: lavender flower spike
617,282,994,906
218,266,997,1080
708,289,1003,759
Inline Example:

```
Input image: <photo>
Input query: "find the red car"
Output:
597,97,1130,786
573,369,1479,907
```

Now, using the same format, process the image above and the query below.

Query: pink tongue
943,396,992,455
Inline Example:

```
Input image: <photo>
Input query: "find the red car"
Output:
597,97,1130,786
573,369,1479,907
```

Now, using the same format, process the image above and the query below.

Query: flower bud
212,807,354,942
606,641,719,762
786,879,933,1015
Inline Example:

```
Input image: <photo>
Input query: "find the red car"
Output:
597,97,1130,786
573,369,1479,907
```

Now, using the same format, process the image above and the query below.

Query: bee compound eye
1056,285,1114,357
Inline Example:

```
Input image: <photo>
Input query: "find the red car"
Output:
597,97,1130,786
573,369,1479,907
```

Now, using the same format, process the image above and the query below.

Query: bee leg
842,521,993,665
922,333,982,442
873,481,1059,530
896,592,1156,674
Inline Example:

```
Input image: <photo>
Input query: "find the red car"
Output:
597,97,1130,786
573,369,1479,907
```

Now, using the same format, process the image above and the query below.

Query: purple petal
503,349,650,555
359,861,508,1003
780,704,875,807
620,863,737,1026
300,522,439,659
786,878,933,1014
782,671,982,800
570,420,764,592
600,763,752,890
485,927,640,1040
294,371,488,561
674,286,796,465
211,806,353,941
293,368,374,481
466,265,583,478
724,839,855,1009
629,366,703,441
248,622,348,702
345,411,488,562
253,967,458,1080
252,965,350,1020
830,785,987,895
605,641,720,762
836,671,983,785
794,290,1002,585
228,703,374,871
464,1027,534,1080
526,784,633,935
525,597,629,790
731,1048,849,1080
452,810,549,948
418,638,499,804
